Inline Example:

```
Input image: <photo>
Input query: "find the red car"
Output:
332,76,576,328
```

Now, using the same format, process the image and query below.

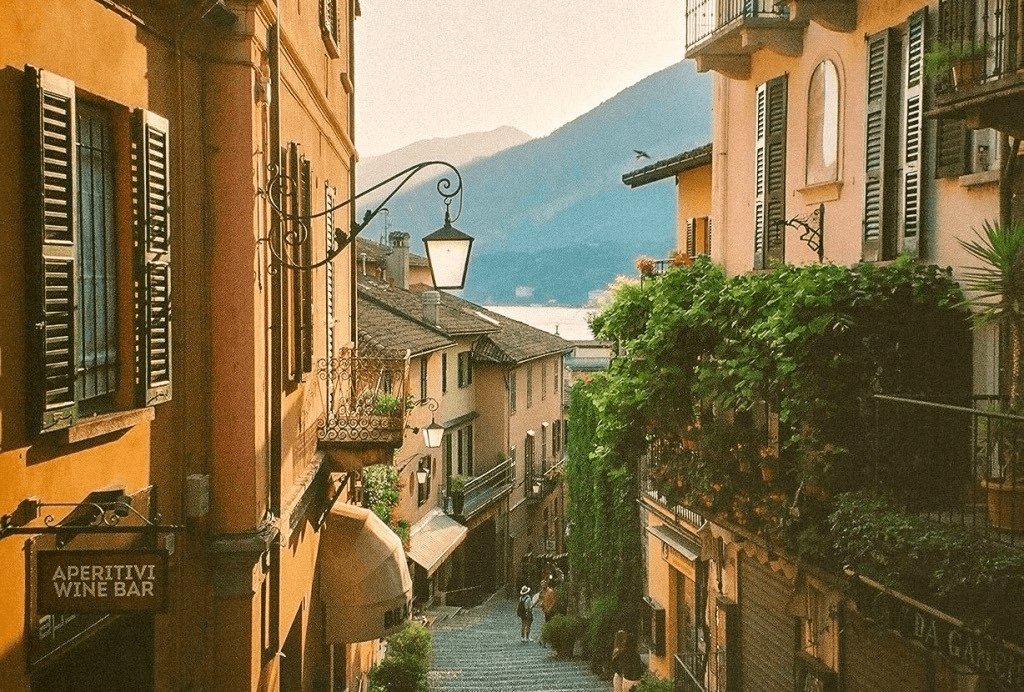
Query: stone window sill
796,181,843,204
65,407,155,444
959,169,999,188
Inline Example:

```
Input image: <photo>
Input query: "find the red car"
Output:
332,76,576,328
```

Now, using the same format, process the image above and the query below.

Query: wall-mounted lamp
416,468,429,485
405,397,444,448
260,160,474,289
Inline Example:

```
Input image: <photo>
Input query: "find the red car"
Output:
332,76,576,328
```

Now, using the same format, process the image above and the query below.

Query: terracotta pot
952,56,985,87
981,479,1024,532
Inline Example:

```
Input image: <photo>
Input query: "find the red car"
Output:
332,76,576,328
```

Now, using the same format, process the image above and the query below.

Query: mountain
362,61,712,305
357,126,533,200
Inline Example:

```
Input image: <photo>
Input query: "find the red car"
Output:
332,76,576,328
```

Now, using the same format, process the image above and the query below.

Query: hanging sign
36,549,168,614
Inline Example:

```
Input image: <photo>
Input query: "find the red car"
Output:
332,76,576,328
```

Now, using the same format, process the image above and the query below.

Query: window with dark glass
441,352,448,393
420,356,428,400
526,366,533,408
509,372,517,414
457,351,472,388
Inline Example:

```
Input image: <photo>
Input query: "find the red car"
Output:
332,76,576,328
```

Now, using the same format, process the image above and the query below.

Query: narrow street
427,594,609,692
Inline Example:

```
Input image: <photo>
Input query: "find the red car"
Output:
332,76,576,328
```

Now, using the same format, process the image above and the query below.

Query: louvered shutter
134,109,172,406
288,142,301,380
686,217,696,257
863,30,894,261
300,156,313,374
900,8,927,258
764,76,787,265
754,83,767,269
935,119,968,178
28,67,79,431
703,217,711,256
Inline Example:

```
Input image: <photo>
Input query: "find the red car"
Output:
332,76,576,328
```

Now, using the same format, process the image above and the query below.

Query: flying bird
633,149,651,160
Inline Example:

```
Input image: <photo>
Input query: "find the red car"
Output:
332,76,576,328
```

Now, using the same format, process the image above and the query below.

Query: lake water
485,305,597,341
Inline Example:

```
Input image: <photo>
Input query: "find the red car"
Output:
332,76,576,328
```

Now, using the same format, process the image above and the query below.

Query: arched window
806,60,840,185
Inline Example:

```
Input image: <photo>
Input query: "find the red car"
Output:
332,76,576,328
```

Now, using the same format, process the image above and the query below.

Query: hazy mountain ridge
363,61,712,304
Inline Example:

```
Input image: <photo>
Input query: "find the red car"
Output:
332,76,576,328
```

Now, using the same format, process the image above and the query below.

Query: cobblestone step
428,594,608,692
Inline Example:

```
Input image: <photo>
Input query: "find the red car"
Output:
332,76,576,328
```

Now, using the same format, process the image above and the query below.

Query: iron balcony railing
685,0,789,50
936,0,1024,91
457,458,514,518
315,345,409,447
869,394,1024,550
674,651,727,692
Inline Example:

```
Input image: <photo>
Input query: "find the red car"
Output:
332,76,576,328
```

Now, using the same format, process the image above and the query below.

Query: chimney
386,231,410,289
421,290,441,327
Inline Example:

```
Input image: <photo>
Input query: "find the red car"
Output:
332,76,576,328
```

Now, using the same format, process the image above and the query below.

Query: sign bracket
1,494,184,541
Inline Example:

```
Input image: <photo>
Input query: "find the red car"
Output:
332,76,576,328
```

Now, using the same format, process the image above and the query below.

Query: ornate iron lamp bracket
0,495,184,541
259,160,463,271
773,203,825,262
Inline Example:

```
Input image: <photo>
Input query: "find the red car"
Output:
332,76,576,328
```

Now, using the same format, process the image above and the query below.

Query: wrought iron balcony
684,0,805,79
446,459,514,519
931,0,1024,136
315,345,410,465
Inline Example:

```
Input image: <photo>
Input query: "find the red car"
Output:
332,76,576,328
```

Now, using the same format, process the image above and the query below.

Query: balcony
931,0,1024,137
315,345,410,469
447,458,514,520
684,0,806,79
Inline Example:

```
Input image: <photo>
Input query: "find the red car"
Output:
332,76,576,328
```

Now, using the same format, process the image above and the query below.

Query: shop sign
857,582,1024,689
36,550,168,614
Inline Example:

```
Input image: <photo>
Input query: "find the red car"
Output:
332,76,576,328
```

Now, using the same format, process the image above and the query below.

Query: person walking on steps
611,630,644,692
517,585,537,642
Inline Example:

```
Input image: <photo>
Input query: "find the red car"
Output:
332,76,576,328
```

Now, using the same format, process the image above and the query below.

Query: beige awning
319,503,412,644
406,509,468,576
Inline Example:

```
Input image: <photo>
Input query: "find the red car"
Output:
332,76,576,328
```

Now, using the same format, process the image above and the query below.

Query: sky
354,1,688,157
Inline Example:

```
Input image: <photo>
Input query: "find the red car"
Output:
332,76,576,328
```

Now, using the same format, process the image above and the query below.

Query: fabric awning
319,503,412,644
406,509,468,576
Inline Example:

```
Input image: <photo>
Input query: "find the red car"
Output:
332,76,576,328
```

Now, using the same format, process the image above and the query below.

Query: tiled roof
622,143,712,188
426,291,573,365
358,279,498,343
355,237,429,267
357,299,454,356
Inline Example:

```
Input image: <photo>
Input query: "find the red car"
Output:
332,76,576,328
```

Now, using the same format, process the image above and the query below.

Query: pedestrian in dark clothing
517,585,537,641
611,630,644,692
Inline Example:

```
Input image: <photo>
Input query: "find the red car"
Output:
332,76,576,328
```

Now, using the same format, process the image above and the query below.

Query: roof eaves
622,143,712,188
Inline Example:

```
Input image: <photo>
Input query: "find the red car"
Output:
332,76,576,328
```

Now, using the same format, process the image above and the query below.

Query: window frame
805,59,841,186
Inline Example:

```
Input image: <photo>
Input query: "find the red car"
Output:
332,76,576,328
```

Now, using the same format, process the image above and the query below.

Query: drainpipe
268,15,283,659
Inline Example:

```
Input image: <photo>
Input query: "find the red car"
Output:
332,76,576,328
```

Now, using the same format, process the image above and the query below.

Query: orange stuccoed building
0,1,415,690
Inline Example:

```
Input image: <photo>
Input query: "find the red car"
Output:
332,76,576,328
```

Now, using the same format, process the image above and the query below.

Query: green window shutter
753,82,767,270
863,29,895,261
764,75,787,265
28,66,79,432
134,108,172,406
935,119,968,178
287,142,302,381
900,7,927,258
300,156,313,374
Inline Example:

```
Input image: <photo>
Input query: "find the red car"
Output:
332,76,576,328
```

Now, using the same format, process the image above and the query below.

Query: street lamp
260,160,473,289
406,397,443,449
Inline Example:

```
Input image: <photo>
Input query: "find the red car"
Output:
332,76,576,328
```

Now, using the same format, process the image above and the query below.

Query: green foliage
371,392,404,416
827,491,1024,642
635,674,677,692
363,464,401,525
582,593,630,674
368,621,432,692
449,474,467,494
540,614,580,656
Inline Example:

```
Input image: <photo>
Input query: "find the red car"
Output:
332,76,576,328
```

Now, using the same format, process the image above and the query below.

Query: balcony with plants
684,0,806,79
930,0,1024,136
446,455,514,520
580,250,1024,650
314,344,410,465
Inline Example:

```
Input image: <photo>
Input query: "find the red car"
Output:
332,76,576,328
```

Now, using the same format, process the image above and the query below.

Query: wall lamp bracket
773,203,825,263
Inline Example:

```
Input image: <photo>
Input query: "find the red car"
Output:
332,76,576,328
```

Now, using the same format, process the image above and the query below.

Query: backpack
517,594,530,618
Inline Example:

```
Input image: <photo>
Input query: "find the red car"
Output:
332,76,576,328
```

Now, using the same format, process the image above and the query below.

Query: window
686,217,711,257
443,431,453,478
457,351,472,388
552,420,561,458
283,143,313,382
420,357,428,400
441,352,448,393
863,8,926,261
465,424,474,476
541,361,548,400
754,75,788,269
526,366,533,408
509,372,517,414
320,0,341,57
29,67,173,433
553,360,559,394
525,432,535,479
806,60,840,185
541,423,548,469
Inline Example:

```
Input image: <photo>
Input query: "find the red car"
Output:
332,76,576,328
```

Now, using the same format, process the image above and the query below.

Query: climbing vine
363,464,410,546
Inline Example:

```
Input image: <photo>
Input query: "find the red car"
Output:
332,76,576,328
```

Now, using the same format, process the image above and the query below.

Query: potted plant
959,220,1024,530
925,39,989,88
449,475,466,515
541,614,580,658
